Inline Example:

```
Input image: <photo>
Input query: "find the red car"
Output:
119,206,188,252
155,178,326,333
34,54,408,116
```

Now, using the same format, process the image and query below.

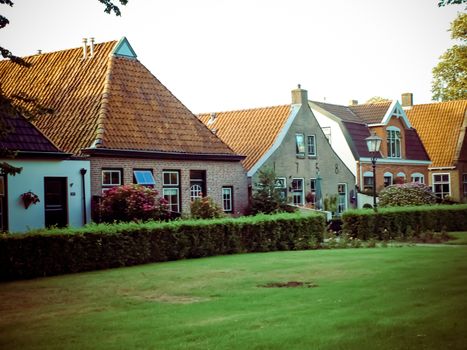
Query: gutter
82,147,246,162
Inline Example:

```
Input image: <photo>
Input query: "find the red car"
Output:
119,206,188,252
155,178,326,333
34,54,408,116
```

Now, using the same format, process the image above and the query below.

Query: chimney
349,100,359,106
292,84,308,105
207,112,217,126
89,37,95,58
37,50,42,55
82,38,88,59
401,93,413,109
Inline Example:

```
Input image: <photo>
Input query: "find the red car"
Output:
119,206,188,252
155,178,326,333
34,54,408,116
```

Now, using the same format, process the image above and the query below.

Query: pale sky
2,0,464,113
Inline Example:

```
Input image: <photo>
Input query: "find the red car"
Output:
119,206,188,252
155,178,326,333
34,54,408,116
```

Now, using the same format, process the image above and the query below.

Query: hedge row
342,204,467,240
0,212,325,281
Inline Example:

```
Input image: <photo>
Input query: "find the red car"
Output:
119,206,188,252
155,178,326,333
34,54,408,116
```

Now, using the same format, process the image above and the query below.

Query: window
363,171,374,192
275,177,287,200
337,183,347,214
307,135,316,157
163,171,180,213
291,178,304,205
295,133,305,157
387,127,401,158
384,172,393,187
222,187,233,213
433,173,450,198
411,172,425,184
190,170,206,200
309,178,317,207
133,169,155,187
322,127,331,144
102,169,122,192
396,172,406,184
463,174,467,199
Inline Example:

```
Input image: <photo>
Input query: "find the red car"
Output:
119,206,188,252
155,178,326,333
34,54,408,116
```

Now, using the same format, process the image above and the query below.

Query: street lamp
365,133,382,211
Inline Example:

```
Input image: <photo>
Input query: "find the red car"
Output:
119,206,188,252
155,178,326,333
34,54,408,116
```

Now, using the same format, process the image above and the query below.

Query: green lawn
1,244,467,349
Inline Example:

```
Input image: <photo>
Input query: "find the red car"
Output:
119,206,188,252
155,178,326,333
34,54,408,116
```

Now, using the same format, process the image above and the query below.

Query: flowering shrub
378,182,437,207
190,196,224,219
99,184,170,223
21,191,40,209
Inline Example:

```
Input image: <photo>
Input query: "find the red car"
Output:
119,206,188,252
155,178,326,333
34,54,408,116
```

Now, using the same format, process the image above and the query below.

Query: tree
365,96,391,104
0,0,128,175
250,168,292,214
432,12,467,101
438,0,466,6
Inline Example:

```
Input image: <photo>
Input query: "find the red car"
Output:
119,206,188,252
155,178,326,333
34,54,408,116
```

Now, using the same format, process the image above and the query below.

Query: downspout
80,168,87,225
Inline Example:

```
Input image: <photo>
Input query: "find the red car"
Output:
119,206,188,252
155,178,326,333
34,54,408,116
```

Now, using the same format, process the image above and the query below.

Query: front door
44,177,68,228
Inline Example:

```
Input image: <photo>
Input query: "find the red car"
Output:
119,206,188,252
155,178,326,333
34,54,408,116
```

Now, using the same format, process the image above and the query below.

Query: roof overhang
359,157,431,165
82,147,246,162
369,101,413,128
13,151,72,159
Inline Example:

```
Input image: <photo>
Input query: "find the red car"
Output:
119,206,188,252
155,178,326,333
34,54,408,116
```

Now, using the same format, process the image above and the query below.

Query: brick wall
90,156,249,215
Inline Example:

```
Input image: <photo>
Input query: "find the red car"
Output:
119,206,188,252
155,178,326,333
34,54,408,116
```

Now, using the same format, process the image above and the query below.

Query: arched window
363,171,374,191
396,172,406,184
384,172,393,187
387,126,401,158
190,184,203,201
411,172,425,184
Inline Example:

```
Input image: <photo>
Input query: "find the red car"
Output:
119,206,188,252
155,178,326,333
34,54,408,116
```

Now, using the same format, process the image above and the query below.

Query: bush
342,204,467,240
0,212,326,281
378,182,437,207
190,197,224,219
99,184,170,223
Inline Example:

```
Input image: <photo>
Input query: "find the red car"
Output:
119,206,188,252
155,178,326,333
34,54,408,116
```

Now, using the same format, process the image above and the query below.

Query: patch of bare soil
258,281,318,288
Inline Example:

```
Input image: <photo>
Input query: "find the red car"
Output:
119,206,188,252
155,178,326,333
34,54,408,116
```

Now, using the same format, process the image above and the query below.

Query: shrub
99,184,170,223
342,204,467,240
0,212,325,281
378,182,437,207
190,197,224,219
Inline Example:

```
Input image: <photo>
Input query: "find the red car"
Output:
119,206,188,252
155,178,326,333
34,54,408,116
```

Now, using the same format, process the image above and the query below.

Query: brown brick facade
90,156,249,215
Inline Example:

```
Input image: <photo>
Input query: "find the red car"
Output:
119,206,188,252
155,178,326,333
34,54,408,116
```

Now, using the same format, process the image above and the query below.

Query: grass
1,243,467,349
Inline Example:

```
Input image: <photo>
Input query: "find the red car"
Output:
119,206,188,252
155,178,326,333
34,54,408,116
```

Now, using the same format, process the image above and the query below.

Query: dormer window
387,126,401,158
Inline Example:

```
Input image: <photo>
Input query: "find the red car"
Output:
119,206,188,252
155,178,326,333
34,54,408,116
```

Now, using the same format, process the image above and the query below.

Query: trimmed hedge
342,204,467,240
0,212,325,281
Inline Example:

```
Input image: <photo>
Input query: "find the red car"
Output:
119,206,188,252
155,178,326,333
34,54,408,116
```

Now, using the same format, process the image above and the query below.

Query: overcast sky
2,0,463,113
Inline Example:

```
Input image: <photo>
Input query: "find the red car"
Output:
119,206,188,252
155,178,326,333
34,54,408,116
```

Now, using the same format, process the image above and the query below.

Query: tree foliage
365,96,391,104
250,168,293,215
432,12,467,101
438,0,466,7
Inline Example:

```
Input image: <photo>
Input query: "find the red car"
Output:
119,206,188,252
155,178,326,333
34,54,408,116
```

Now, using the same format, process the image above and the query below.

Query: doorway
44,177,68,228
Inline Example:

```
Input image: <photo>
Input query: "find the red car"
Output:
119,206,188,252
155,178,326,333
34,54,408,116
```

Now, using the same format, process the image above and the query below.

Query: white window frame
295,133,305,157
222,187,233,213
275,177,287,201
309,178,317,207
432,173,451,198
163,171,180,213
387,126,401,158
190,184,203,201
291,178,304,206
307,135,316,157
411,172,425,184
337,183,347,214
102,169,122,192
363,171,374,191
383,172,393,187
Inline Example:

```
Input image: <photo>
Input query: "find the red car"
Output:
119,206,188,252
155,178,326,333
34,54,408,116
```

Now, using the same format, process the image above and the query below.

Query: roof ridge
198,104,290,115
13,40,118,60
411,99,467,108
93,53,116,148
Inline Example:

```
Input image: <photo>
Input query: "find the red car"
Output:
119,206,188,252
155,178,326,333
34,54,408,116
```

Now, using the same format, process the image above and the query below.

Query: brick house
309,96,430,204
0,38,248,217
405,98,467,202
0,105,90,232
199,86,355,214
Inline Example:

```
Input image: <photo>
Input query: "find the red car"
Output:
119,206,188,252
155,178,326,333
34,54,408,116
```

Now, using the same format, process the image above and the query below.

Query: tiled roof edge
454,107,467,165
93,51,115,148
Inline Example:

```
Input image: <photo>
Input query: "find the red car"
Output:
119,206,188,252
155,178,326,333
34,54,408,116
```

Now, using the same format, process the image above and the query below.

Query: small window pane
134,170,155,185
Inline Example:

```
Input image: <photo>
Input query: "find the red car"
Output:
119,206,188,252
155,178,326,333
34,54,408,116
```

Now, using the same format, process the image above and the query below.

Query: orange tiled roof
0,40,236,157
198,105,292,171
349,102,392,124
406,100,467,168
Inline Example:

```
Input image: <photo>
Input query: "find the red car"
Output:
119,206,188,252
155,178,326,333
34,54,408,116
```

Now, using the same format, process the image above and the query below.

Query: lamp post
365,133,382,212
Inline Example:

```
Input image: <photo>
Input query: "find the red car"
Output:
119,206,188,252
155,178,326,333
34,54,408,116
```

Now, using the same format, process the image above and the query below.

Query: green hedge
342,204,467,240
0,212,325,281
